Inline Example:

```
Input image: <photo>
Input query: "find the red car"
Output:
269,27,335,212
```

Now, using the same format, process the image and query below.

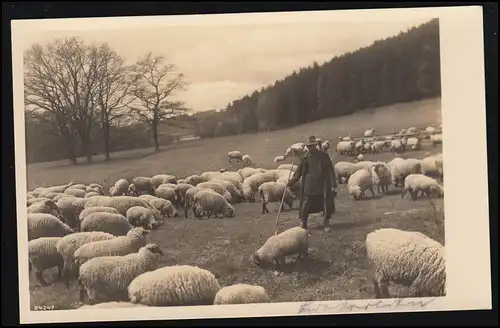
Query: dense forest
24,18,440,164
192,18,440,138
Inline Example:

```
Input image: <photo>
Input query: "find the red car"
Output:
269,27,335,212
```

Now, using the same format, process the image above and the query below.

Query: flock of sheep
25,124,446,309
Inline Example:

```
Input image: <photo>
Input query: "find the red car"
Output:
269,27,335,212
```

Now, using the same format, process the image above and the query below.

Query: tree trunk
77,129,92,163
63,136,78,164
103,121,111,161
152,120,160,152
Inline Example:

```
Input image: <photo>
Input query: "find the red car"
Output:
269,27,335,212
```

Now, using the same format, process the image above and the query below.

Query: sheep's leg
35,270,48,286
410,190,418,201
183,207,188,219
261,200,267,214
57,263,63,279
401,187,409,199
368,187,376,197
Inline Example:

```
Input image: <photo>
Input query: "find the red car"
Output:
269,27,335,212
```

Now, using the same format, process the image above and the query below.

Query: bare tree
24,37,102,164
128,52,188,152
94,44,134,160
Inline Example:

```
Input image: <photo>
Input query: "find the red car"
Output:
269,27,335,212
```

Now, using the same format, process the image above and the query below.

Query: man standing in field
287,136,337,232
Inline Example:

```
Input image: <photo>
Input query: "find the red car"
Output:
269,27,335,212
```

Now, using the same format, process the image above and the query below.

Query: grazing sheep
242,173,274,202
56,196,88,230
355,153,364,162
387,158,422,187
27,213,74,241
86,183,104,195
27,197,52,207
215,171,244,183
109,186,122,197
79,302,148,309
68,184,88,191
174,183,195,205
80,212,133,236
213,284,271,305
258,182,294,214
79,206,120,222
154,187,177,205
28,237,64,286
237,167,262,180
435,153,444,180
334,161,357,185
78,244,163,304
274,155,285,163
128,265,221,306
210,179,242,203
84,196,161,221
150,198,179,218
157,183,177,190
193,189,235,219
348,169,375,200
364,128,376,137
420,155,442,179
74,227,149,268
151,174,177,190
64,188,87,198
126,206,163,230
128,177,154,196
183,187,203,218
196,182,232,203
354,160,376,173
321,140,331,152
200,171,221,181
38,182,76,198
401,174,444,200
390,139,405,153
366,228,445,298
242,154,252,167
228,150,243,163
56,231,116,286
370,162,392,193
84,192,100,199
138,194,158,202
252,226,309,270
184,175,208,186
27,199,62,219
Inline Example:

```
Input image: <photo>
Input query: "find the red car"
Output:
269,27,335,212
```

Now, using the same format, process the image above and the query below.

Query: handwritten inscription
34,305,55,311
298,297,437,315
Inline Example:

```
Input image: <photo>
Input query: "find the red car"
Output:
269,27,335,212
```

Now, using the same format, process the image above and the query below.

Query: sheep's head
252,252,262,266
224,205,235,218
349,185,362,200
144,243,164,256
219,168,227,173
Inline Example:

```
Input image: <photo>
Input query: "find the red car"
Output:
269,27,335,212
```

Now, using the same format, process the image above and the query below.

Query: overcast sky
18,12,433,113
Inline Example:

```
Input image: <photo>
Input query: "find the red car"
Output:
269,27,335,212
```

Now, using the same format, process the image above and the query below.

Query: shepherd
287,136,337,232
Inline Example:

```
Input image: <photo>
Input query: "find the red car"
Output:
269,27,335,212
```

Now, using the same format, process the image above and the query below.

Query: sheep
78,244,164,305
406,127,418,134
276,164,297,171
154,187,177,204
174,183,195,205
183,187,203,218
28,237,64,286
157,183,177,190
56,231,116,286
79,302,148,309
354,160,377,172
334,161,357,185
420,155,443,179
86,183,104,195
241,173,275,202
321,140,331,152
237,167,262,180
56,196,88,231
27,199,62,219
84,192,100,199
338,135,352,141
390,139,405,153
213,284,271,305
431,134,443,147
425,126,437,135
406,137,421,150
64,188,87,198
138,194,157,202
128,177,154,196
274,155,285,163
258,182,294,214
370,162,393,193
355,153,364,162
336,140,355,155
196,182,232,203
80,212,133,236
228,150,243,163
283,143,309,160
387,158,422,187
78,206,120,222
200,171,221,181
401,174,444,200
215,171,244,183
177,179,186,184
27,197,52,207
211,179,242,203
126,206,164,230
252,226,309,270
128,265,221,306
347,169,375,200
398,128,407,135
109,186,122,197
435,153,444,180
364,128,376,137
74,227,149,268
151,174,177,190
363,142,373,153
193,189,235,219
366,228,445,298
371,141,386,153
27,213,74,241
242,154,252,167
84,196,161,221
68,184,88,191
184,175,208,186
38,182,76,197
150,198,179,218
114,179,130,194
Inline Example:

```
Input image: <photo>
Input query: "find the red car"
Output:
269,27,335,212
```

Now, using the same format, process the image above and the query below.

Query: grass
26,97,445,310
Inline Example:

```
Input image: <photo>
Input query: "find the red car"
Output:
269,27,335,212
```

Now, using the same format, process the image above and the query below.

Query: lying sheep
56,231,116,286
366,228,445,298
258,182,294,214
78,244,163,305
401,174,444,200
228,150,243,163
28,213,74,241
252,226,308,270
80,212,133,236
193,189,235,219
196,182,232,203
74,227,149,268
348,169,375,200
242,154,252,167
334,161,357,185
84,196,161,221
78,206,120,222
128,265,221,306
126,206,164,230
213,284,271,305
370,162,392,193
28,237,64,286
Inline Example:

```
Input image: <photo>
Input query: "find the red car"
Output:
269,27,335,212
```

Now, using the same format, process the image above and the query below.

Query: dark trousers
300,194,331,228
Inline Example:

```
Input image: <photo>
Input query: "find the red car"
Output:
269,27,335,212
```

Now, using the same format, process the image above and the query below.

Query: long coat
287,150,337,217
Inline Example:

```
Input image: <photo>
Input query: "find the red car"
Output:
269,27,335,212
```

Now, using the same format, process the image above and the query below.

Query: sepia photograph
10,4,492,324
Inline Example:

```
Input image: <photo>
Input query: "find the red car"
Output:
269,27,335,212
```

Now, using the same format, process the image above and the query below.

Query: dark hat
306,136,318,146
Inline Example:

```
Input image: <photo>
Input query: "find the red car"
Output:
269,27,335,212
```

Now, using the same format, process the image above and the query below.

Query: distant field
25,97,446,310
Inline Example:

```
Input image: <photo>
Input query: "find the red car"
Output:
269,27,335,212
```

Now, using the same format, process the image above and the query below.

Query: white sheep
258,182,295,214
128,265,221,306
74,227,149,268
128,177,154,196
364,128,376,137
338,135,352,141
38,182,76,197
84,192,100,199
334,161,357,185
196,182,232,203
242,173,274,202
276,164,297,171
347,169,375,200
157,183,177,190
150,198,178,218
78,206,120,222
390,139,405,153
27,197,52,207
84,196,161,221
274,155,285,163
151,174,177,190
237,167,262,180
86,183,104,195
56,231,115,286
419,155,443,179
371,140,386,153
154,186,177,205
27,213,74,241
430,133,443,147
242,154,252,167
252,226,309,270
366,228,445,298
435,153,444,180
126,206,164,230
283,142,309,160
174,183,195,205
78,244,163,305
406,137,421,150
354,160,376,172
387,157,422,187
109,186,122,197
80,212,133,236
27,199,62,219
210,179,242,203
355,153,364,162
28,237,64,286
114,179,130,195
370,162,392,193
184,175,207,186
213,284,271,304
336,140,355,155
68,184,87,191
401,174,444,200
406,127,418,134
215,171,244,183
193,189,235,219
321,140,331,152
425,126,436,135
228,150,243,163
64,188,87,198
56,196,88,231
183,187,203,218
200,171,221,181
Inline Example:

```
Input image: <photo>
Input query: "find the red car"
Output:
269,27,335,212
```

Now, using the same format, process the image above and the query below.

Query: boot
323,217,331,232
